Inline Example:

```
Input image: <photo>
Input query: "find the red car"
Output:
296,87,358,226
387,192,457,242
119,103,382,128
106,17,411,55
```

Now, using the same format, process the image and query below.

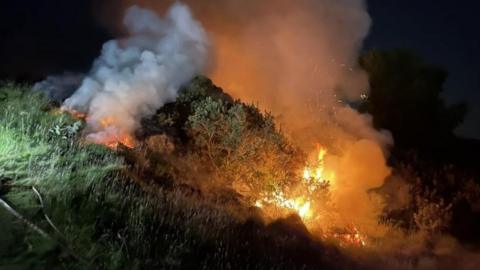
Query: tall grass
0,83,340,270
0,84,126,269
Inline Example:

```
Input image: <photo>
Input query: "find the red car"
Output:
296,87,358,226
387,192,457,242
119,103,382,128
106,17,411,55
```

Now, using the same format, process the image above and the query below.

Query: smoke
30,0,393,236
61,3,209,144
119,0,391,146
33,73,84,101
40,0,393,239
119,0,392,234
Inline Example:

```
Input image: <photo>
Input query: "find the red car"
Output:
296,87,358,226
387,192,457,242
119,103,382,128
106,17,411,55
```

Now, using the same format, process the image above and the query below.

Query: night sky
0,0,478,139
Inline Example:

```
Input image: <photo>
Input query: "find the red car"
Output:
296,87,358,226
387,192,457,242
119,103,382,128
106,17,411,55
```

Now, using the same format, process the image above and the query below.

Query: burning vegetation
2,75,480,269
63,110,137,149
2,1,480,269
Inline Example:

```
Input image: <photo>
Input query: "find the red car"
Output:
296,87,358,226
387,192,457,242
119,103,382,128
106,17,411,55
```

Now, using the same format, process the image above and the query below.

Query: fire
256,192,313,220
254,144,368,248
255,145,332,222
66,109,87,120
93,116,136,149
327,225,367,248
99,132,136,150
302,145,335,186
63,110,136,149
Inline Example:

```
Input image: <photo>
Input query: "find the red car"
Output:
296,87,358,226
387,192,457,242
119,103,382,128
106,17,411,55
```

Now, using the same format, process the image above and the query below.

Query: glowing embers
325,225,367,248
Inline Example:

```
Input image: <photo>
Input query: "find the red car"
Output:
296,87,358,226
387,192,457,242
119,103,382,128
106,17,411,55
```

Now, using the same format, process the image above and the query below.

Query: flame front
255,145,368,248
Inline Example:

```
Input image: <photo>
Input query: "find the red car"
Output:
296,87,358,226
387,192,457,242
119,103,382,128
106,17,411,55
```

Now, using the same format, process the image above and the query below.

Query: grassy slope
0,82,348,270
0,84,125,269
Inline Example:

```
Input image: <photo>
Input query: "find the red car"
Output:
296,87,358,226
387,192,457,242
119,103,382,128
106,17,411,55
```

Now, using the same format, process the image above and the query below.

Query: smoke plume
121,0,392,235
62,3,209,145
120,0,391,146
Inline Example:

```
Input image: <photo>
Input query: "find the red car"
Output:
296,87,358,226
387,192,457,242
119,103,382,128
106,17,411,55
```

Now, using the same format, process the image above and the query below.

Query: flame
100,132,136,150
255,192,313,220
95,116,136,149
255,145,332,222
254,144,368,248
63,110,136,149
302,145,334,185
65,109,88,120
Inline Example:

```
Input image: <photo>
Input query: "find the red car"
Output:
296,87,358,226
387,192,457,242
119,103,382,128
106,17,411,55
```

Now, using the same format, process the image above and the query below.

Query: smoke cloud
120,0,392,235
62,3,209,145
120,0,391,147
33,1,480,267
33,73,84,101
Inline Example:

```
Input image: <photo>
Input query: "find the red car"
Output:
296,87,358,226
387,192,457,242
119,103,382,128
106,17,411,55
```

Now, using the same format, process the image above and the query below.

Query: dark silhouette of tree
359,49,467,151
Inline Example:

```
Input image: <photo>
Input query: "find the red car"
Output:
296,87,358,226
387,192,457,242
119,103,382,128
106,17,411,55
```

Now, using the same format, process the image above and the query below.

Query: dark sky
0,0,478,139
365,0,480,139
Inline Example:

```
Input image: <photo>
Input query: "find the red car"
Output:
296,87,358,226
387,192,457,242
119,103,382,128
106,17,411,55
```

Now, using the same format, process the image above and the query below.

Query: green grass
0,82,345,270
0,83,124,269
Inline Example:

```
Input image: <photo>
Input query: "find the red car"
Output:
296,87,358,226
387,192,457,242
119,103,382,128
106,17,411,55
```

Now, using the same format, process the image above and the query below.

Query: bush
0,81,342,270
183,81,303,201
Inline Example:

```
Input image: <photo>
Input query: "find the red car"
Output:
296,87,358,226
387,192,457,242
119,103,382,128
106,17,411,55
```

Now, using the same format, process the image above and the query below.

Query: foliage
381,159,480,243
359,49,468,150
0,81,340,270
183,79,303,199
0,83,125,269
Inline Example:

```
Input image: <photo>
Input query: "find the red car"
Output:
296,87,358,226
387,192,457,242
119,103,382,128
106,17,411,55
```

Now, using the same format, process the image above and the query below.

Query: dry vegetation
1,77,480,269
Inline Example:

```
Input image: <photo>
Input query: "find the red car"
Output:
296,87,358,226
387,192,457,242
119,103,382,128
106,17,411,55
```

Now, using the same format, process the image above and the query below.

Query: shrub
184,86,303,200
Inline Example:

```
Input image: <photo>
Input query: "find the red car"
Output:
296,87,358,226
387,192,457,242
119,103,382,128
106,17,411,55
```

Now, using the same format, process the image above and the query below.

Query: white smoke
123,0,392,150
33,73,84,101
62,2,209,144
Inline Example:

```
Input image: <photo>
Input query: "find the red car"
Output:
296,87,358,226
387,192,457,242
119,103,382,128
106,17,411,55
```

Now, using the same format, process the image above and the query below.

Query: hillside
2,77,480,270
0,78,355,269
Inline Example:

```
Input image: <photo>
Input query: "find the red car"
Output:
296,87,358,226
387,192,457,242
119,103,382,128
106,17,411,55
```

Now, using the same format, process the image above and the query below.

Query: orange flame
254,144,368,247
255,145,333,222
63,110,136,149
95,116,136,149
100,133,136,150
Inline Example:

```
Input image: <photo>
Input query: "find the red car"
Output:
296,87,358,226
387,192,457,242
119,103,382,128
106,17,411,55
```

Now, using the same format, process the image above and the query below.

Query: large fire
255,145,368,248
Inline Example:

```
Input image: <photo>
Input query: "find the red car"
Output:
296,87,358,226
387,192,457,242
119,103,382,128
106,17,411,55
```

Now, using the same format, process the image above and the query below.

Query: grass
0,82,344,270
2,81,479,269
0,83,124,269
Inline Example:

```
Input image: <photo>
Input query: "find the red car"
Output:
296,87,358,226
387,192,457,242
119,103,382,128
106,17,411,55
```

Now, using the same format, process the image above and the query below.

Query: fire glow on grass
255,145,368,248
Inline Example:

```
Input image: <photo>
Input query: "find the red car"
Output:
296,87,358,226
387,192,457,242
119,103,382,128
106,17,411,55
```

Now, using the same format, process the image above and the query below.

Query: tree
359,49,467,151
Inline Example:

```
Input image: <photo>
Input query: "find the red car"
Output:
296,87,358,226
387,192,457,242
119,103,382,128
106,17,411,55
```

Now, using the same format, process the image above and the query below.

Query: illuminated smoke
119,0,391,145
62,3,209,145
122,0,392,235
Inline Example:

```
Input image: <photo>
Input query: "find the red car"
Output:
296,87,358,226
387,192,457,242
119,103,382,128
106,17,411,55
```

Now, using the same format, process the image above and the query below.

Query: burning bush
185,92,302,199
127,76,304,206
1,82,353,269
